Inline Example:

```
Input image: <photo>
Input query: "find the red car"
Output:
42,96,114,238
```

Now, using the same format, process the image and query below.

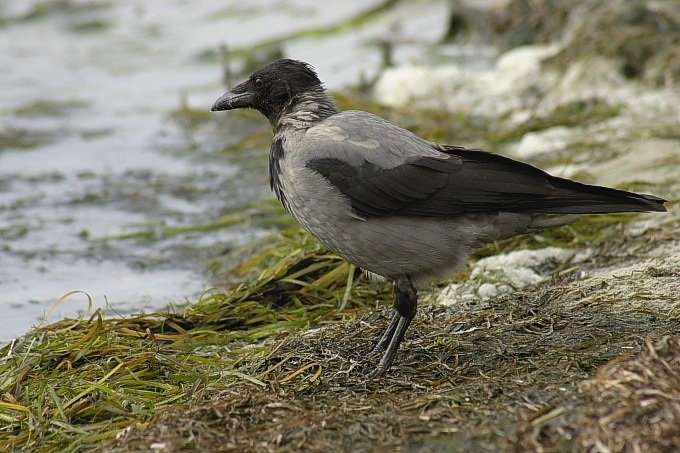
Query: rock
436,247,577,307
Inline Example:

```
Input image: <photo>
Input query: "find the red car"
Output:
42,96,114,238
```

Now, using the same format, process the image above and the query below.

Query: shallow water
0,0,467,341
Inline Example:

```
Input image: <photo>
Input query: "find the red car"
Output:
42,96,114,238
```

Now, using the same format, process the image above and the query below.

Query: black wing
306,145,667,218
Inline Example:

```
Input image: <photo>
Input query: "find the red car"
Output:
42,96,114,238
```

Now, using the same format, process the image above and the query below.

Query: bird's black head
211,59,323,125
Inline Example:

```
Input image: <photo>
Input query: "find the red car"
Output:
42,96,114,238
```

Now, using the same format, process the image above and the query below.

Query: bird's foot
364,364,388,379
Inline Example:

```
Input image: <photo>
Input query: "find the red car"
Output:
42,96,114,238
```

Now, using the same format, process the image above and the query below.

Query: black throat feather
269,137,287,210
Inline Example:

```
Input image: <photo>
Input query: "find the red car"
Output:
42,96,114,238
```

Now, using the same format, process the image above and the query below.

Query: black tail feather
444,147,668,215
537,177,668,214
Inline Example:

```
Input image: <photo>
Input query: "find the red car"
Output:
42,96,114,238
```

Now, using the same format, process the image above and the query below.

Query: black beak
211,83,255,111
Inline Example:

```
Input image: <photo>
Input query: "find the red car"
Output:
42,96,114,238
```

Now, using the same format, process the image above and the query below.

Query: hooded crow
211,59,667,377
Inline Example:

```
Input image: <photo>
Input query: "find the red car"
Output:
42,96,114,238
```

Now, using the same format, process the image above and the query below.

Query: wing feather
301,112,666,217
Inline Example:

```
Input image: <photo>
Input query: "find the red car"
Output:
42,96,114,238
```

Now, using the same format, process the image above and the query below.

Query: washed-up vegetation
0,229,391,450
1,212,677,451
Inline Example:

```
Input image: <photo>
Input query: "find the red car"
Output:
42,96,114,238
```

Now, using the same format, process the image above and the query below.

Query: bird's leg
370,310,400,354
367,275,418,378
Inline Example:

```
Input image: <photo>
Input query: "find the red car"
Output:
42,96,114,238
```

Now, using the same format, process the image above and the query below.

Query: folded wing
303,114,666,218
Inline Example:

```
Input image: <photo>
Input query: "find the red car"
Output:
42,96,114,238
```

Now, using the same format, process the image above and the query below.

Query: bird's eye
254,78,264,88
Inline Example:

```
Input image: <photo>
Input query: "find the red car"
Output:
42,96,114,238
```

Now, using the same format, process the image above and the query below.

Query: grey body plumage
211,59,666,377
